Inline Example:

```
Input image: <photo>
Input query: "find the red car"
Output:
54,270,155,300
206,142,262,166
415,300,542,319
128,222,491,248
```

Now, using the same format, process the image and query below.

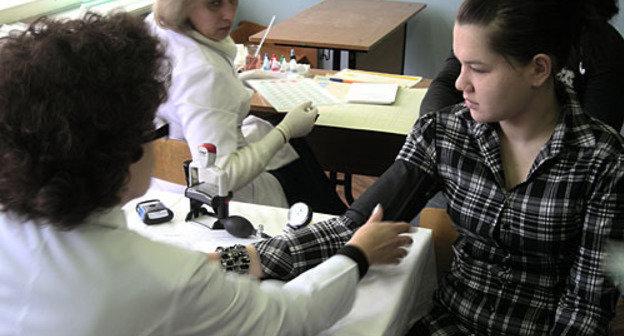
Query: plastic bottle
289,49,297,73
270,54,279,71
279,55,288,72
261,53,270,71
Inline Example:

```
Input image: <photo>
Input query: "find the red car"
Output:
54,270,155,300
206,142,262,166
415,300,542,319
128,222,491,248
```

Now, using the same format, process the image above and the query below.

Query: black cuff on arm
345,160,437,226
337,244,369,279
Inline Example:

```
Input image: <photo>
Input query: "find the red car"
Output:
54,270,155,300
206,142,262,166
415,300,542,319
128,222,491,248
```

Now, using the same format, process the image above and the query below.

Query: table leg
331,49,356,70
332,48,341,70
401,23,407,74
348,51,356,70
343,172,354,204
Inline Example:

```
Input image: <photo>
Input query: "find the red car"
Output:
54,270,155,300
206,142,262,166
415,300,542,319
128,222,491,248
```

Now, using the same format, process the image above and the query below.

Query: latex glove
275,101,318,141
237,69,279,82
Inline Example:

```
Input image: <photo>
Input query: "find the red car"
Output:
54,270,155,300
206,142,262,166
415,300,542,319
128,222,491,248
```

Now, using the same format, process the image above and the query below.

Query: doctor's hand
346,205,412,265
275,101,318,141
237,69,278,82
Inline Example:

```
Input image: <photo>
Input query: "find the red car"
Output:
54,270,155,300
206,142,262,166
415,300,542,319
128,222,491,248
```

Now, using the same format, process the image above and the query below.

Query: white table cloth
123,189,437,336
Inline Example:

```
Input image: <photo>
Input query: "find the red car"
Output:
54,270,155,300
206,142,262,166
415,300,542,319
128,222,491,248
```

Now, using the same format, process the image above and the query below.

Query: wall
614,1,624,36
238,0,624,79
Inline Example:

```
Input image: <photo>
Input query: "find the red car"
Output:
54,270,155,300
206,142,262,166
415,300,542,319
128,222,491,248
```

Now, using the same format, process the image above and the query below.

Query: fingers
349,213,414,265
377,236,412,264
280,101,318,138
389,235,412,250
391,247,409,263
367,204,383,223
351,235,411,265
392,235,413,247
377,246,409,264
373,221,412,235
298,100,312,110
307,106,319,119
295,101,317,121
391,222,412,234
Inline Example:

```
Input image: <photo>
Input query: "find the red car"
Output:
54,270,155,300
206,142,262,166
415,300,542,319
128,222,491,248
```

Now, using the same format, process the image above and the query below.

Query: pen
328,78,362,84
255,15,276,58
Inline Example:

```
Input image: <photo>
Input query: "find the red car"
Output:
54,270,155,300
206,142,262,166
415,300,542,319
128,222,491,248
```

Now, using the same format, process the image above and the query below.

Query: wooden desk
250,73,431,203
249,0,426,74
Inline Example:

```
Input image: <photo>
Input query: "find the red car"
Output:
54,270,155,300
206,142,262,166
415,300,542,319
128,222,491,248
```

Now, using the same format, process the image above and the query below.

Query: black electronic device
135,199,174,225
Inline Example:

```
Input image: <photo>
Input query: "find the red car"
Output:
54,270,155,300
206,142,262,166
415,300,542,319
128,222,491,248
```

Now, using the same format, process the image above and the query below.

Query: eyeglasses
141,123,169,144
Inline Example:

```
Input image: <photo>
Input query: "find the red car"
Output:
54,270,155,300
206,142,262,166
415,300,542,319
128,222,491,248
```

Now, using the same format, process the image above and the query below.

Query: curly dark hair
0,13,170,229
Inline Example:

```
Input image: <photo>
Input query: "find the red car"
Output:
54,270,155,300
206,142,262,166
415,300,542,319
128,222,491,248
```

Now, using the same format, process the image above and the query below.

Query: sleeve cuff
337,244,369,279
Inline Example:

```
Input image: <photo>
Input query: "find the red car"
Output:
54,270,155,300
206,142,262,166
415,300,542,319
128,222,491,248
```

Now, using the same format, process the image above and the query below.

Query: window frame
0,0,153,25
0,0,83,24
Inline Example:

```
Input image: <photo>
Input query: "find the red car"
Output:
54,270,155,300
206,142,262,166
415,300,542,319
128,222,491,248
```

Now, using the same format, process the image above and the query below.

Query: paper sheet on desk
344,83,399,105
333,69,422,87
317,83,427,135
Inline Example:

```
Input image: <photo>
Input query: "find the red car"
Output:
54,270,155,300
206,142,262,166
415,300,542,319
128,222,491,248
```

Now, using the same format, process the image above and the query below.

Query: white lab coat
0,208,359,336
147,15,298,207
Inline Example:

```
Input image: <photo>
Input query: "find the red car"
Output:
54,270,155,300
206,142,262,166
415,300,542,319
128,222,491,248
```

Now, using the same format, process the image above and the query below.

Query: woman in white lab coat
0,13,412,335
148,0,347,214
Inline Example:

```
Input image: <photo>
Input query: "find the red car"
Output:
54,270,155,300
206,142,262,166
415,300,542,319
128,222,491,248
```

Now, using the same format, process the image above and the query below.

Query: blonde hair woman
147,0,346,214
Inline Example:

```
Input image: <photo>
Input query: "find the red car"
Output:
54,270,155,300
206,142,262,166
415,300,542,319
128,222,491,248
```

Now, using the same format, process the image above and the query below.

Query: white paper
344,83,398,105
247,78,341,112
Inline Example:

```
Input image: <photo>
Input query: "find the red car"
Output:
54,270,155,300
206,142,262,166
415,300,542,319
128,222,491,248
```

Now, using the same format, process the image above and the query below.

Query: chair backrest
152,138,192,186
418,208,459,276
230,20,318,68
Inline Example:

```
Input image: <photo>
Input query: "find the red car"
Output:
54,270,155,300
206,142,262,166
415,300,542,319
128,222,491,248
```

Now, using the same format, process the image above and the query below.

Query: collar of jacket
188,30,238,63
454,87,596,150
86,207,127,230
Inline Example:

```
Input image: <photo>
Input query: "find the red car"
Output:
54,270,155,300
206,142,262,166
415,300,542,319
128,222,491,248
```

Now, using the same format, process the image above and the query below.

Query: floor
340,173,624,334
612,299,624,335
334,173,376,206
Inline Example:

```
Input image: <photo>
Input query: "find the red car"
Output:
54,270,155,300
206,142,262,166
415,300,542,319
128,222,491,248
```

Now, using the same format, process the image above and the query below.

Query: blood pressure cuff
344,159,440,227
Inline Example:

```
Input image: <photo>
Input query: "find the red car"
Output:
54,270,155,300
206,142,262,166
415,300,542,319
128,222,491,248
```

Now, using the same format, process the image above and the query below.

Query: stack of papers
332,69,422,87
344,83,399,105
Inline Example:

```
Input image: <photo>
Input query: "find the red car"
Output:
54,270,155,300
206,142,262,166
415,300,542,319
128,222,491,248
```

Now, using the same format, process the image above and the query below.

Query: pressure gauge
286,202,313,230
